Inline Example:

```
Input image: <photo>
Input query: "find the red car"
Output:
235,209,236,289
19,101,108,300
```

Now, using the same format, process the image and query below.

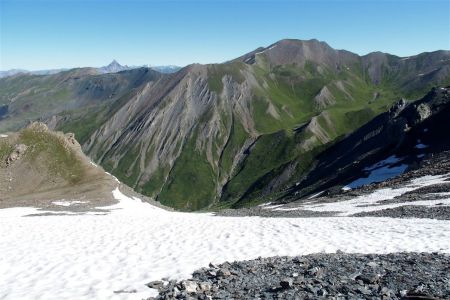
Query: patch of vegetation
140,166,168,198
57,106,109,145
114,147,141,188
158,131,216,211
221,130,297,202
218,115,248,178
0,141,13,166
207,62,246,93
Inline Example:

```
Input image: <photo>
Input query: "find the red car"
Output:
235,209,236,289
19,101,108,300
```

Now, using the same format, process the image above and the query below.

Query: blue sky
1,0,449,70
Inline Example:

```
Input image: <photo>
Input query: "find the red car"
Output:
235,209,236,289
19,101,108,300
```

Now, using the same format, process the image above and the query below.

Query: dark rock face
286,87,450,202
153,253,450,300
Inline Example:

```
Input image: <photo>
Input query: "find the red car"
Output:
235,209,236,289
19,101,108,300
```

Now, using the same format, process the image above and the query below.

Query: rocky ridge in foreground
152,252,450,300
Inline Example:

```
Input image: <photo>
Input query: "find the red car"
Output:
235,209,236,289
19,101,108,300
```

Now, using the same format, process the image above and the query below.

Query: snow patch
0,134,7,138
52,200,88,207
255,45,277,55
105,171,120,183
344,156,408,189
261,204,284,210
307,191,325,199
415,143,428,149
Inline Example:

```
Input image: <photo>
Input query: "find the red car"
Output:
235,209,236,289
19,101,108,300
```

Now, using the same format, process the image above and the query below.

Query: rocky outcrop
313,86,335,109
6,144,27,166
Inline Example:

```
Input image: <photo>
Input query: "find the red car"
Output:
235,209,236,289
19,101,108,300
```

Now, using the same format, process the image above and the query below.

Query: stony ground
152,252,450,300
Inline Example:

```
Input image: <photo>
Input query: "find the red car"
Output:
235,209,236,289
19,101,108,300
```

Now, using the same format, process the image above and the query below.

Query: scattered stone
146,280,164,289
113,288,137,294
154,252,450,299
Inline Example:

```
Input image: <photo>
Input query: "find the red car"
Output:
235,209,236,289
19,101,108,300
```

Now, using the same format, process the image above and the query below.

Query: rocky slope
154,252,450,300
1,39,450,210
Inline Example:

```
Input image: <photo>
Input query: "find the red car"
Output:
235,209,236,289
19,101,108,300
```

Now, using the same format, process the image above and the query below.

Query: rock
181,280,198,294
280,278,294,289
356,273,380,284
64,132,81,148
146,280,164,289
198,282,211,292
401,292,439,300
416,103,432,122
113,288,137,294
217,268,231,277
357,286,372,295
6,144,27,165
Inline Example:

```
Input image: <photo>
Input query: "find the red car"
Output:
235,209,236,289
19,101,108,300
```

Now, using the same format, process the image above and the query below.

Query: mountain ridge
0,60,181,79
1,38,450,210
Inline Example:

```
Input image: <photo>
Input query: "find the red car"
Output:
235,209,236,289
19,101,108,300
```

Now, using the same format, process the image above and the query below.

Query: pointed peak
98,60,128,73
109,59,121,66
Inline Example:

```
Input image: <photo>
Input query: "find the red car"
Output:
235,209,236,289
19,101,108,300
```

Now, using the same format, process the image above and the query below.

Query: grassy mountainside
1,39,450,211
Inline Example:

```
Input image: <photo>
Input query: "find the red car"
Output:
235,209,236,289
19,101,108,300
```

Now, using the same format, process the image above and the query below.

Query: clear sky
1,0,449,70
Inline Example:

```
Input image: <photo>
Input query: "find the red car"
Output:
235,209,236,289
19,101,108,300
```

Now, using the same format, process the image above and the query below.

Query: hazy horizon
1,0,449,71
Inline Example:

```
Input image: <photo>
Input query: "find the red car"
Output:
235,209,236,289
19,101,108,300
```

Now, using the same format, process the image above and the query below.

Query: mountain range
1,38,449,211
0,60,181,79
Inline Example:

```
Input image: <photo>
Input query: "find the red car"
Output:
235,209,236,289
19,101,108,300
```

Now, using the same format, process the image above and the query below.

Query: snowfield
1,183,450,299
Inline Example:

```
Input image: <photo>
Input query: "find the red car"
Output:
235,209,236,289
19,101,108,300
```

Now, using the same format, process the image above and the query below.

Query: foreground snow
1,188,450,299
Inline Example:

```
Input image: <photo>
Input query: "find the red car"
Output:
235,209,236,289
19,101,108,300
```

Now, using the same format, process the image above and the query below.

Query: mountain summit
98,59,130,74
